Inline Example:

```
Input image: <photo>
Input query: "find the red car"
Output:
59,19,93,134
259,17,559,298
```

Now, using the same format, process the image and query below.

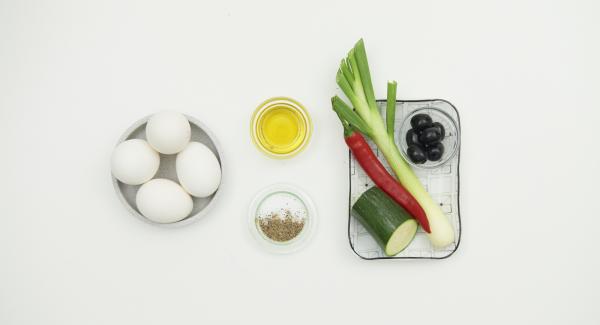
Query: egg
146,111,191,154
176,142,222,197
136,179,193,223
111,139,160,185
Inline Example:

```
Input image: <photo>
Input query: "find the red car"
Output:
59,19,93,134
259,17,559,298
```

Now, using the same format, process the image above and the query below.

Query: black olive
431,122,445,141
426,142,445,161
418,127,442,145
407,145,427,164
410,114,432,131
405,129,420,147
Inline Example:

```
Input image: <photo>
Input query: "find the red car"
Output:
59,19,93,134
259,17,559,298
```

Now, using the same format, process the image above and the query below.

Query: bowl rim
398,106,460,169
111,113,224,228
250,96,313,159
247,183,317,254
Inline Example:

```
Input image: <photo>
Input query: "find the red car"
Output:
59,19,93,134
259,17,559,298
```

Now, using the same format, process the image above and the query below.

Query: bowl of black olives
398,107,459,168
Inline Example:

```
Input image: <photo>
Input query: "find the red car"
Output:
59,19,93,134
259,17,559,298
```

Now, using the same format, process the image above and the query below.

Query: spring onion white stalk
332,39,454,248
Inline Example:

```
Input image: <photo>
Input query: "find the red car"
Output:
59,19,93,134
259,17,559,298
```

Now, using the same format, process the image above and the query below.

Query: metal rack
348,99,462,259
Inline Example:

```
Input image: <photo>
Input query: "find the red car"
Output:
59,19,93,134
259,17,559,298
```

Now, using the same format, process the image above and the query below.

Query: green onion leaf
386,81,397,138
353,39,378,112
340,59,355,86
331,96,372,135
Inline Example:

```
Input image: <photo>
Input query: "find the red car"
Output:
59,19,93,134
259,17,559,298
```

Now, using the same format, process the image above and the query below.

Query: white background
1,0,599,324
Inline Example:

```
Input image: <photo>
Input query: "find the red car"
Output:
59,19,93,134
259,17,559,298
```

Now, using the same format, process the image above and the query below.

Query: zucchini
352,187,417,256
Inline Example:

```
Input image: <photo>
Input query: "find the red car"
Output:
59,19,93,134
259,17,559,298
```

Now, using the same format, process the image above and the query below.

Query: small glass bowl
250,97,312,159
397,107,460,169
248,183,317,254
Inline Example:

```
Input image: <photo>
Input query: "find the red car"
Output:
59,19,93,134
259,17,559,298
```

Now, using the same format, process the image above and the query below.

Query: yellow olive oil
252,98,311,157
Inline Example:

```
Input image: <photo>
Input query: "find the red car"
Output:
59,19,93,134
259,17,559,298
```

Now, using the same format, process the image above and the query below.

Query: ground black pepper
257,210,305,242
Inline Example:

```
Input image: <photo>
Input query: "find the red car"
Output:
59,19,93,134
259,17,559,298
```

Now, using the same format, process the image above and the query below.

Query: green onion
386,81,397,138
333,39,454,248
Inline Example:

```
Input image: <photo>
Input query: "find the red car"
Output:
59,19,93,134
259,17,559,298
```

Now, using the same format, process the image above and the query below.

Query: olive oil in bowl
251,97,312,158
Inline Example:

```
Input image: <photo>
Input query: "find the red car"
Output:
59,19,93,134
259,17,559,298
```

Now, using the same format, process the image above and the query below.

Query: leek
333,39,454,248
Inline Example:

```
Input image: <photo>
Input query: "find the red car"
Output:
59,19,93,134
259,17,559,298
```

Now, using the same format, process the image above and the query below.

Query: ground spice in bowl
248,184,316,253
257,210,305,242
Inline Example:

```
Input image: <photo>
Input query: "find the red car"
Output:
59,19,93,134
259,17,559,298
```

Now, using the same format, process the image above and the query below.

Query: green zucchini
352,187,418,256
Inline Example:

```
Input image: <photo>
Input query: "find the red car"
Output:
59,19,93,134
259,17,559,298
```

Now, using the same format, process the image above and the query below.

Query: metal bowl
111,114,224,227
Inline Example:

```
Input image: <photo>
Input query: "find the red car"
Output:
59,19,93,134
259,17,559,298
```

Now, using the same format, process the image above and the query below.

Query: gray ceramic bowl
111,114,224,227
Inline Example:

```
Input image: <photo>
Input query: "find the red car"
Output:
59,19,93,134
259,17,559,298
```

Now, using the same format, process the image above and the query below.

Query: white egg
136,179,193,223
111,139,160,185
146,111,191,154
176,142,222,198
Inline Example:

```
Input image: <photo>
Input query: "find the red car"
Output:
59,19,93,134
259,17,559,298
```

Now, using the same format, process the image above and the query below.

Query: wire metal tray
348,99,461,260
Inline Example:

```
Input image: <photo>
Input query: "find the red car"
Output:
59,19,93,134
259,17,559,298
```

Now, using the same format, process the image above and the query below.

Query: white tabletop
1,1,599,324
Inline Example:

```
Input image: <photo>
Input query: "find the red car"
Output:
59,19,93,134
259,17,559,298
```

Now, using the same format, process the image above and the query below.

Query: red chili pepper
345,131,431,233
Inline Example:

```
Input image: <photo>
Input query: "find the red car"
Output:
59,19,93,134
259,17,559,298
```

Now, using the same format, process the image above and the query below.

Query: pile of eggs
111,111,221,224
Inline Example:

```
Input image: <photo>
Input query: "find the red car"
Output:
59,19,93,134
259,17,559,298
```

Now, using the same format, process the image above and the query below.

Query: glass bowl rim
398,106,460,169
250,97,312,159
247,183,317,254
